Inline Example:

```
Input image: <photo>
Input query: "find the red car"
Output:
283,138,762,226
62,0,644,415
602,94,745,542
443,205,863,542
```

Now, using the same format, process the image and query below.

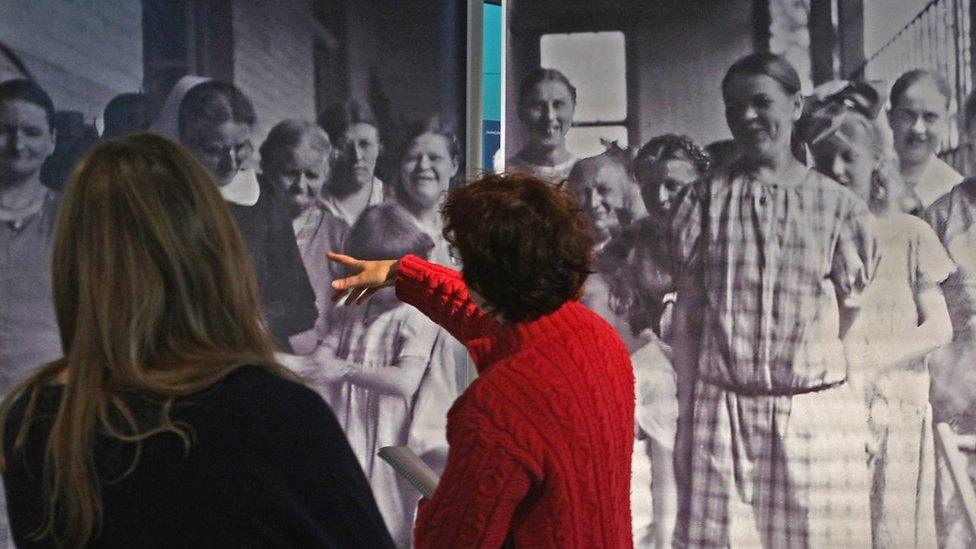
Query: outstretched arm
329,252,499,344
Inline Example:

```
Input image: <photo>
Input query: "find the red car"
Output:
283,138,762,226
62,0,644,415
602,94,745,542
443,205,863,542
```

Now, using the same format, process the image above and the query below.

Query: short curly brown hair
442,173,594,322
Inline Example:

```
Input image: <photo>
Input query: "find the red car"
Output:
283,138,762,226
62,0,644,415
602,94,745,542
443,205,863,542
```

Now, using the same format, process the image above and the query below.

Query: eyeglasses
193,140,254,163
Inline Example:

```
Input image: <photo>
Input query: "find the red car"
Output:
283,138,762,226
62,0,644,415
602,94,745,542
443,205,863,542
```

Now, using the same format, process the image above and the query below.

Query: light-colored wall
233,0,318,146
632,1,754,148
0,0,143,122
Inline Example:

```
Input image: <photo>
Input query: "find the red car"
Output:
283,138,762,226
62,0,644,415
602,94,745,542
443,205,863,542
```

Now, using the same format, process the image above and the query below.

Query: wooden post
935,423,976,539
838,0,866,79
809,0,835,85
752,0,772,52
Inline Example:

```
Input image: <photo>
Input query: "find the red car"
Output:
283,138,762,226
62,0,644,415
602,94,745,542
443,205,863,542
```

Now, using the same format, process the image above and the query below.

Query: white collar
220,168,260,206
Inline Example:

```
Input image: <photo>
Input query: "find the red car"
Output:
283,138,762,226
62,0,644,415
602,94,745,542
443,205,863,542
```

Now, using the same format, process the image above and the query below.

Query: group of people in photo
0,41,975,547
507,54,976,548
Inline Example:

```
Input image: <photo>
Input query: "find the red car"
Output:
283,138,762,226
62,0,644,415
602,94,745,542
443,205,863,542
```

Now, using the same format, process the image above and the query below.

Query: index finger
327,251,360,267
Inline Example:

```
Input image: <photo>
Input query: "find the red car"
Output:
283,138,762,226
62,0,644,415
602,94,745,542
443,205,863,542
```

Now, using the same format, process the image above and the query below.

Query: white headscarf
148,75,211,141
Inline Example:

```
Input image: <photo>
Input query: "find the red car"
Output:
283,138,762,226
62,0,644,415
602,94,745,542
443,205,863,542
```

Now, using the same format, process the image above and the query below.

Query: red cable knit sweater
395,255,635,548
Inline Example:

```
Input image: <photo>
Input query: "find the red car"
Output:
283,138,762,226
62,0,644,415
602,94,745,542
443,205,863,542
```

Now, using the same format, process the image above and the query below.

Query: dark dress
2,366,395,548
227,180,317,350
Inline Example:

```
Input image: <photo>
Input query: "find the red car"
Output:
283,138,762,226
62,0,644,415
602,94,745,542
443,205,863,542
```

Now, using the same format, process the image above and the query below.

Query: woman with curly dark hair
329,172,635,548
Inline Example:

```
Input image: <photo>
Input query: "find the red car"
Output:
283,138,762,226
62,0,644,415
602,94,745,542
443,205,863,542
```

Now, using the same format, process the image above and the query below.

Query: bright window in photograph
540,31,627,157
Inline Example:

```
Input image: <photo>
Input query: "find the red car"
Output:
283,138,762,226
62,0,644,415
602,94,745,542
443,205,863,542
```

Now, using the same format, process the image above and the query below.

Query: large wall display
0,2,470,547
506,2,976,549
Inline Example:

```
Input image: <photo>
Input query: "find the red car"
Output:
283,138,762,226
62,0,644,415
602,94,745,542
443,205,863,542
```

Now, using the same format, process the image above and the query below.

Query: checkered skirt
676,380,873,548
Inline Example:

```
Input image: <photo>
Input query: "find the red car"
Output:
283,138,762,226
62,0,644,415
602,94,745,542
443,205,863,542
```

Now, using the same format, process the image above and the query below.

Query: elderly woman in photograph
258,119,348,354
670,52,877,548
0,133,394,547
807,79,953,548
888,69,963,212
151,77,316,350
507,68,578,183
318,100,387,226
329,172,635,547
566,145,646,351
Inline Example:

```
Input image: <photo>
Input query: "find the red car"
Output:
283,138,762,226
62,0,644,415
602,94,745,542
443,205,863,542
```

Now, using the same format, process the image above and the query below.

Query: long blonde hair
0,133,297,546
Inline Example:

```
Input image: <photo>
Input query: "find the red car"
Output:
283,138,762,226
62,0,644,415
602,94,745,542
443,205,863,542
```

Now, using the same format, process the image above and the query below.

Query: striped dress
670,164,877,548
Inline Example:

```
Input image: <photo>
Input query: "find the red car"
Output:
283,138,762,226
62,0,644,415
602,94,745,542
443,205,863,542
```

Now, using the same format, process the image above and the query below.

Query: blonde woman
808,80,954,548
0,134,394,547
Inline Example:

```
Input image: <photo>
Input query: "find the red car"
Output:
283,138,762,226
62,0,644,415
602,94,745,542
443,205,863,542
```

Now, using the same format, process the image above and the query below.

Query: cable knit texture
395,254,635,548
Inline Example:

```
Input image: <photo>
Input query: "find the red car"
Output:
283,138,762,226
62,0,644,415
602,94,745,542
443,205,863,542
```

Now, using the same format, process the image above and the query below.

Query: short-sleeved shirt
923,178,976,336
670,164,878,394
852,213,954,403
0,189,61,391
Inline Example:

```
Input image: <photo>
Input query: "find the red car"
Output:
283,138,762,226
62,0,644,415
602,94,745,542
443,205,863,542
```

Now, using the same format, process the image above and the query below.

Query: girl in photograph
0,79,61,391
670,52,877,548
309,203,440,548
807,80,953,548
507,68,579,183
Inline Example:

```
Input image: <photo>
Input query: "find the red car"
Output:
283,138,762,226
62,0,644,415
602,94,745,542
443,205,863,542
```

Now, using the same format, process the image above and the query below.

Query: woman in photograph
507,68,578,183
630,134,710,340
258,119,347,354
318,100,387,227
566,145,647,351
888,69,963,212
390,117,470,480
328,172,635,547
151,77,316,350
394,116,460,265
0,79,61,390
670,52,877,548
808,80,953,548
921,88,976,549
0,78,62,547
0,133,394,547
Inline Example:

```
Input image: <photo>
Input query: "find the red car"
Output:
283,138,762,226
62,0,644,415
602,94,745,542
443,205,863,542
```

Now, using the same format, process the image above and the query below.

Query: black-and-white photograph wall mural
506,1,976,547
0,1,469,547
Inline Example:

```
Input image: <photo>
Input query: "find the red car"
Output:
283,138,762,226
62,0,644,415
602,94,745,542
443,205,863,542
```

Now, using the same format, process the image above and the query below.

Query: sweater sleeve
262,184,318,343
414,394,540,548
395,254,499,344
